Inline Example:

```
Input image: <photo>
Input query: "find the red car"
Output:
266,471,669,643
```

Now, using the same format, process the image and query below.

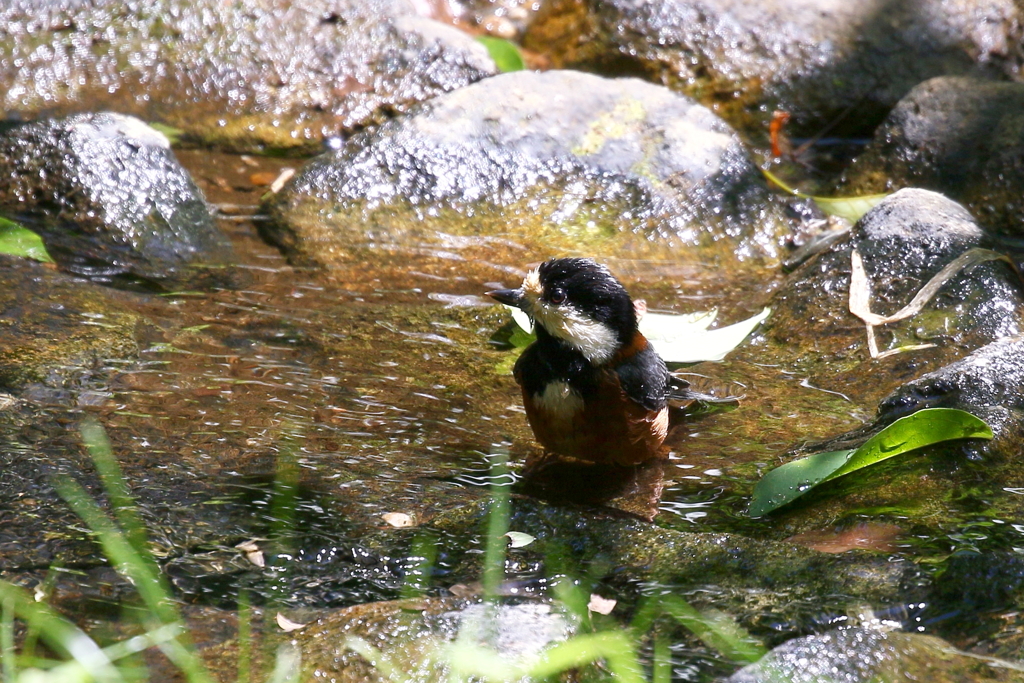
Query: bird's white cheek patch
533,381,584,425
522,297,618,364
554,312,618,364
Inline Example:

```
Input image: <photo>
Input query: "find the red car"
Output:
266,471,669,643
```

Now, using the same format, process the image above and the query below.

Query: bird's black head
488,257,637,364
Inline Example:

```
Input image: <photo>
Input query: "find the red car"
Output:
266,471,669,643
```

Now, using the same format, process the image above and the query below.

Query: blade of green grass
630,595,765,664
2,596,16,683
400,532,439,600
55,432,216,683
237,590,251,683
80,420,154,568
529,631,644,683
0,580,121,683
482,451,510,600
652,633,671,683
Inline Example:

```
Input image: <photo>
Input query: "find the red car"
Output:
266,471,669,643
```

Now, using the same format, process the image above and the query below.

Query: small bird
488,258,670,466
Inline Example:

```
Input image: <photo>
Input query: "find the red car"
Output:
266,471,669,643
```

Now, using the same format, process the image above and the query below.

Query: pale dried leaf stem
849,247,1015,359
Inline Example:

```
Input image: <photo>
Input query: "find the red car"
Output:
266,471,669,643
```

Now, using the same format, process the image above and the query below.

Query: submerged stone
264,70,791,269
430,496,920,633
842,76,1024,236
0,255,141,393
765,188,1023,406
0,113,235,287
0,0,494,153
516,0,1024,139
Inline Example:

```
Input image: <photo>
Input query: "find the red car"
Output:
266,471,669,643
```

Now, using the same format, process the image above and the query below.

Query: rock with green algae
728,627,1024,683
0,0,494,154
0,255,142,392
763,188,1024,408
262,69,792,270
429,497,922,629
842,76,1024,237
293,598,579,683
513,0,1023,141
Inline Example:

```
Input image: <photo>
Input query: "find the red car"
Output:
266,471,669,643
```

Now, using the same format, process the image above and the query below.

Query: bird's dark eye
549,288,566,304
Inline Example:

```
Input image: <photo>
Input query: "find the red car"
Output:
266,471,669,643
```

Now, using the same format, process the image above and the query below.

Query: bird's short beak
487,288,524,308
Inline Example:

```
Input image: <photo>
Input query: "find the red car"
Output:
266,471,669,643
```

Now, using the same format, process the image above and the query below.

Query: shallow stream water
9,148,1024,679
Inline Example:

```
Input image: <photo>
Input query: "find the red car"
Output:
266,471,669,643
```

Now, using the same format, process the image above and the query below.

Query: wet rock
0,113,235,287
516,0,1024,139
842,76,1024,236
765,188,1024,406
295,598,576,682
728,627,1024,683
878,336,1024,455
0,0,494,154
263,70,791,269
0,255,141,392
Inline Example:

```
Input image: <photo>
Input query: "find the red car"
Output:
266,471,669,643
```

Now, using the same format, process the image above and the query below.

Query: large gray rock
0,0,495,153
842,76,1024,235
0,113,234,286
263,70,791,269
515,0,1024,139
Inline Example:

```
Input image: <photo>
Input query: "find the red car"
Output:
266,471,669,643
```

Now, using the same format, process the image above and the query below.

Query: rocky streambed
3,1,1024,681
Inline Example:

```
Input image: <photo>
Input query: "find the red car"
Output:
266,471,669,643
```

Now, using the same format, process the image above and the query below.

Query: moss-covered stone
0,256,141,391
263,70,792,271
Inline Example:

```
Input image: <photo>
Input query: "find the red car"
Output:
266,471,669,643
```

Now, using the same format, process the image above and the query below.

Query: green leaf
476,36,525,72
748,408,993,517
761,168,888,223
0,217,53,263
812,194,890,224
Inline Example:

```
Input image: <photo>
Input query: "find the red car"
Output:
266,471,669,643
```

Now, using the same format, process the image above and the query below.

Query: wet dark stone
0,0,495,153
263,69,791,269
878,336,1024,453
516,0,1024,140
0,113,235,287
728,627,1024,683
766,188,1024,405
842,76,1024,236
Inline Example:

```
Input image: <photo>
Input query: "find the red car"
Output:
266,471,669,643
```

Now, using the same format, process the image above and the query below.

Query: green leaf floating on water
505,305,769,364
476,36,525,73
762,168,889,223
748,408,993,518
0,217,53,263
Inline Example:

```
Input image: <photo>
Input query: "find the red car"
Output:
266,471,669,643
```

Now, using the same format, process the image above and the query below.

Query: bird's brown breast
522,367,668,466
